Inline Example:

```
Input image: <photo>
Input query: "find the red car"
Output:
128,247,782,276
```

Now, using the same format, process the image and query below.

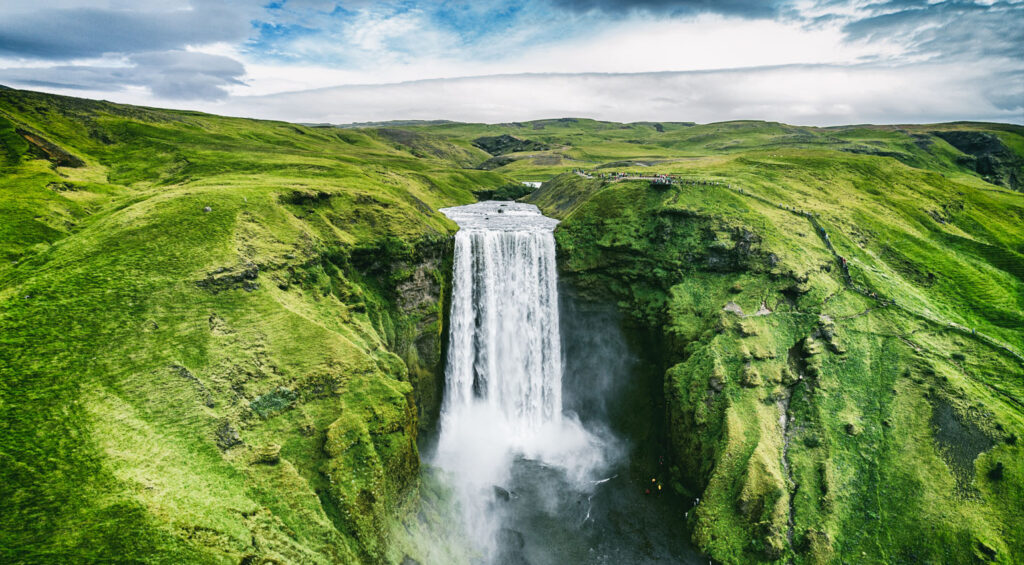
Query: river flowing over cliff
433,202,699,564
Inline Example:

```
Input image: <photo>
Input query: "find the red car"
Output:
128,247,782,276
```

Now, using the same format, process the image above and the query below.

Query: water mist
434,202,609,561
433,201,699,565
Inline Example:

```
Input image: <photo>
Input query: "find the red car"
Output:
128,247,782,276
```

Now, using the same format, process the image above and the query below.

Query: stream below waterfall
430,201,702,565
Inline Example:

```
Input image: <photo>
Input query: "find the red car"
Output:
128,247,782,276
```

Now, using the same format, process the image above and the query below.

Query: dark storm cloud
0,2,256,60
550,0,791,18
0,51,246,100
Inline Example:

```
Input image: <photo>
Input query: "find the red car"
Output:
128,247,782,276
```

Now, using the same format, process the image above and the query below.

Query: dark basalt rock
493,485,516,502
477,154,517,170
472,134,548,156
934,130,1024,191
215,420,243,450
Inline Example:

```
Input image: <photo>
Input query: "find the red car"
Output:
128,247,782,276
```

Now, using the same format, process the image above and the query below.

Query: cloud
245,1,559,67
197,64,1022,125
0,51,246,100
0,1,259,60
0,0,1018,125
550,0,791,18
842,0,1024,60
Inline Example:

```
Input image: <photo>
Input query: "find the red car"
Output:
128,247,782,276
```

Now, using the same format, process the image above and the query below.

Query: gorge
1,88,1021,564
432,201,701,564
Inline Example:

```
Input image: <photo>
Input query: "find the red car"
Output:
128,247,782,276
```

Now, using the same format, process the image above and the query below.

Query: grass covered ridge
0,88,506,564
517,138,1023,562
1,87,1022,564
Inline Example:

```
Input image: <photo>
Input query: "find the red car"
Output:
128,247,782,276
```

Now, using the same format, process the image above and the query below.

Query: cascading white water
443,201,562,431
435,201,606,560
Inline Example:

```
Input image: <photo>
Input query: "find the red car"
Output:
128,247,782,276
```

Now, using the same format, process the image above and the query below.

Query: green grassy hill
1,87,1022,564
400,116,1024,562
504,125,1022,563
0,88,503,564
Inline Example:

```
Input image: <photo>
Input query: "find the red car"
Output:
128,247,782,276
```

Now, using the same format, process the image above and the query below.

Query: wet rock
400,557,421,565
396,258,441,312
493,485,514,502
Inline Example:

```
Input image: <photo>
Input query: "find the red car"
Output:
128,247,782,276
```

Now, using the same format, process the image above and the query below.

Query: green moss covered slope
0,88,505,564
515,134,1024,562
2,88,1022,564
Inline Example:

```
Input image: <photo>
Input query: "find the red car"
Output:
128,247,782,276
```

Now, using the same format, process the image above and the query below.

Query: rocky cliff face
934,130,1024,191
530,169,1024,564
393,239,454,433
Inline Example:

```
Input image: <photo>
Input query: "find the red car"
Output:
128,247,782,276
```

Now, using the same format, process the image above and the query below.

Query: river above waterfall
431,201,701,565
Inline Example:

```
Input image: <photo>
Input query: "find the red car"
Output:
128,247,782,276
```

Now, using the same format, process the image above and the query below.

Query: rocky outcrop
392,238,454,431
472,134,548,156
196,263,260,293
934,130,1024,191
14,127,85,167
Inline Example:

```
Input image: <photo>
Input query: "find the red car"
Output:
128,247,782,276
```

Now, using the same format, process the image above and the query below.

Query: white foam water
434,201,607,560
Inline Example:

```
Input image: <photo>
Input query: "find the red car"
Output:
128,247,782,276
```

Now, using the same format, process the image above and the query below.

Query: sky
0,0,1021,125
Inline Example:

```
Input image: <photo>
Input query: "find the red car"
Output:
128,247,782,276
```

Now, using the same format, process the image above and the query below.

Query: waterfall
443,202,562,431
434,201,605,560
